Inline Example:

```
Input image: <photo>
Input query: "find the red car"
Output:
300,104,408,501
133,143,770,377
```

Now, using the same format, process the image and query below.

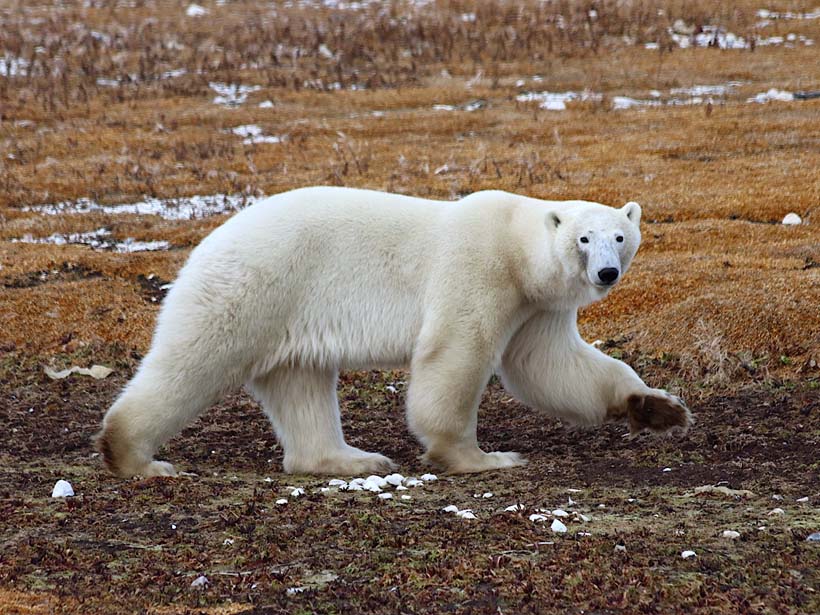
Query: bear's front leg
407,333,526,474
500,310,693,435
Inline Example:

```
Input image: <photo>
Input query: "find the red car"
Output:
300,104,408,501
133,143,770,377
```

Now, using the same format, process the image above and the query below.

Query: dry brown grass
1,0,819,381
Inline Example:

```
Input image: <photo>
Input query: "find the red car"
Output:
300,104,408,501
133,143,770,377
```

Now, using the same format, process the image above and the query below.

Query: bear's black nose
598,268,619,285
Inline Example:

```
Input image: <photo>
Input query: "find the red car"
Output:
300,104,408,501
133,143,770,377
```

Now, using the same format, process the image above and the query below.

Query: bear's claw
627,389,692,436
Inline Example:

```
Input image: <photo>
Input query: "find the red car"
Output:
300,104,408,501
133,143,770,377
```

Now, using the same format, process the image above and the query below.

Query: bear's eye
616,235,624,243
580,237,589,244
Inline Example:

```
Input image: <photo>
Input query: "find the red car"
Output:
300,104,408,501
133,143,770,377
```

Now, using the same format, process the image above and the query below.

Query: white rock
505,504,524,512
384,473,405,486
404,478,423,487
51,480,74,498
797,497,809,503
378,492,393,500
772,494,783,500
420,473,438,482
275,498,288,505
289,487,305,497
190,575,209,588
768,507,785,515
551,519,568,533
782,213,802,225
400,495,412,500
577,513,591,522
578,531,592,537
681,550,697,559
365,475,388,488
328,479,347,487
567,497,576,507
442,505,460,513
567,488,583,493
457,510,476,520
552,509,569,517
482,492,494,498
223,538,234,545
722,530,741,539
662,467,672,473
529,514,548,522
258,100,274,108
362,481,382,493
614,543,627,552
319,487,330,493
286,586,306,595
396,485,408,491
343,483,363,491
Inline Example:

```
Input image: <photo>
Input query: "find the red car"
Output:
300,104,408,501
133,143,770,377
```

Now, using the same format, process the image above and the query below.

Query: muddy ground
1,352,818,614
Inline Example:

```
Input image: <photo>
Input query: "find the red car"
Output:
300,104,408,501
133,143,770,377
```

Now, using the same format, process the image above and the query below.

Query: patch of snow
12,229,170,253
612,96,662,110
756,8,820,20
782,212,802,225
210,82,262,106
161,68,187,80
51,480,74,497
516,90,601,110
0,54,29,77
747,88,794,103
186,4,208,17
681,550,697,559
24,194,265,221
258,100,274,108
230,124,284,145
45,365,113,380
551,519,568,533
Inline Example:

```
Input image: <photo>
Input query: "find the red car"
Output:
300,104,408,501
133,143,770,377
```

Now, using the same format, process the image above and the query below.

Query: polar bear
95,187,690,477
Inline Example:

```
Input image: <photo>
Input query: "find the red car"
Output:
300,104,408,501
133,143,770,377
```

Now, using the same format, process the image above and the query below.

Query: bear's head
549,201,641,296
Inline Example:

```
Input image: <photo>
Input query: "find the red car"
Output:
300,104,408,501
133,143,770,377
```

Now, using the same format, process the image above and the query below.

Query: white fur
97,187,686,477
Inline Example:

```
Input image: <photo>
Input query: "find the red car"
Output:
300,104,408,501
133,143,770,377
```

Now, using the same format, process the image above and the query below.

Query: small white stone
223,538,234,545
378,492,393,500
796,497,809,503
350,477,366,486
404,478,423,487
319,487,330,493
567,497,576,507
258,100,274,108
401,495,412,500
662,467,672,473
772,494,783,501
289,487,305,497
552,509,569,517
190,575,209,588
482,492,494,498
51,480,74,498
384,473,405,486
567,488,583,493
275,498,288,505
328,479,347,487
614,544,627,552
362,481,382,493
171,524,177,530
551,519,568,533
577,513,591,522
457,510,476,520
442,505,459,513
505,504,524,512
768,508,785,515
782,212,802,225
529,514,548,522
342,483,362,491
681,550,697,559
420,473,438,482
396,485,408,491
286,586,306,595
722,530,741,539
598,504,606,509
186,4,208,17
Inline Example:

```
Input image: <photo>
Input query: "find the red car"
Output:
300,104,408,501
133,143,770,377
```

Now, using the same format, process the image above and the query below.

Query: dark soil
1,355,818,614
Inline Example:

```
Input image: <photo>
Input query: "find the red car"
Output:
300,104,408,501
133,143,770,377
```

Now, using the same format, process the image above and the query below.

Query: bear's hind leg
248,367,395,475
96,356,226,477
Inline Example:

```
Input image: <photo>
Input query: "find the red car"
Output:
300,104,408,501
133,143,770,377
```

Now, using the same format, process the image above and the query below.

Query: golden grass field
1,1,819,613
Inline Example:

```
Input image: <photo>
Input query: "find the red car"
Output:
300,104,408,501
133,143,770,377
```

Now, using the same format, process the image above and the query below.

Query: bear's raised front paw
139,460,178,478
626,389,692,436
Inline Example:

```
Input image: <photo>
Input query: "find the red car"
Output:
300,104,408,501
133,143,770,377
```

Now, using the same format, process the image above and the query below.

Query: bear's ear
546,212,562,229
622,201,641,225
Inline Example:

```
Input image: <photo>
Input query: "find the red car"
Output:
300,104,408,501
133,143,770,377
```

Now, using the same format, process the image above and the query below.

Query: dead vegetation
1,1,819,613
